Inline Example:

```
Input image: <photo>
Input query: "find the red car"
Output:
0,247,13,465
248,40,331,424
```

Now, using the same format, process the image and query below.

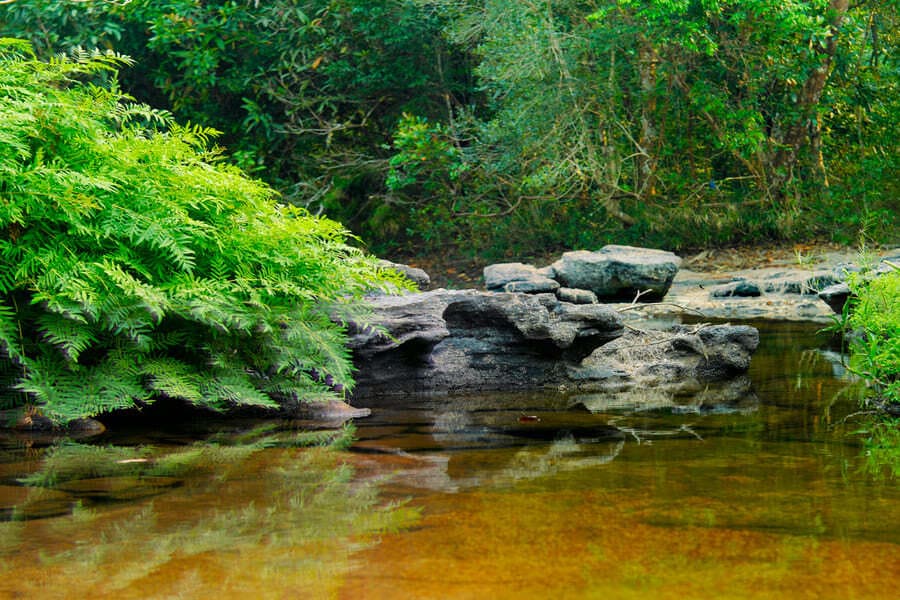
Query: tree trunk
637,38,660,197
769,0,849,197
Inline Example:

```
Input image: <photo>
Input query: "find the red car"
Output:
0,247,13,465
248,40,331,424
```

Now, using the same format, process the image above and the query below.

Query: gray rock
349,289,626,397
556,287,598,304
504,279,560,294
349,288,757,402
378,260,431,290
484,262,558,293
569,324,759,391
710,280,762,298
289,400,371,423
818,282,852,314
551,245,681,301
763,272,841,295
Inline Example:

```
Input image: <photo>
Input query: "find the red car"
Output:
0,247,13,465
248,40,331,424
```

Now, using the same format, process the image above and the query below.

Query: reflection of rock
486,437,625,487
55,476,182,501
0,486,75,521
570,376,757,415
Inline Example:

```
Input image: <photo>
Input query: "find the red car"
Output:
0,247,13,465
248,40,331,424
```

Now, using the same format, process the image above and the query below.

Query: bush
845,261,899,478
848,264,900,409
0,40,403,423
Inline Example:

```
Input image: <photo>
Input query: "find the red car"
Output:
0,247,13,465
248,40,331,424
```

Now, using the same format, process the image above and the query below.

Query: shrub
0,39,404,424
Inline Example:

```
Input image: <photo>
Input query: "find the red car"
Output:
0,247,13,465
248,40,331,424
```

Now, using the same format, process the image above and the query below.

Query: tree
0,39,405,423
390,0,897,252
0,0,467,241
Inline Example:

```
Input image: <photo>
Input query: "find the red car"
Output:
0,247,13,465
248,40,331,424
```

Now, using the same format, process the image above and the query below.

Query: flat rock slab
625,247,900,323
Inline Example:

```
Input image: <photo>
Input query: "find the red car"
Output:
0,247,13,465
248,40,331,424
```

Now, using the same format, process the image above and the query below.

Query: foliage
379,0,898,256
842,261,899,478
847,264,900,408
0,0,465,215
0,40,405,423
1,0,897,258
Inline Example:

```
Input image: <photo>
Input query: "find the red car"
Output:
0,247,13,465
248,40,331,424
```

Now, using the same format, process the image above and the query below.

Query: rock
0,411,106,441
349,289,626,397
350,288,757,401
818,282,852,314
551,245,681,302
762,272,841,295
504,279,560,294
569,324,759,392
709,280,762,298
378,260,430,291
556,287,598,304
287,399,371,425
484,262,559,294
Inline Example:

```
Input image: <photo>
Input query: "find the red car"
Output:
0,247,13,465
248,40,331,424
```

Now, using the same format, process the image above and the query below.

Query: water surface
1,321,897,598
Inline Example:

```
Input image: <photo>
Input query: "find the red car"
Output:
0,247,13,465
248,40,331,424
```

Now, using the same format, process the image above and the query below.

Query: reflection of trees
0,430,419,598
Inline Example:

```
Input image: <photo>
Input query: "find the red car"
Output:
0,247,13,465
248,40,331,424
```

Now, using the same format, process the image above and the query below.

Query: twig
616,302,708,318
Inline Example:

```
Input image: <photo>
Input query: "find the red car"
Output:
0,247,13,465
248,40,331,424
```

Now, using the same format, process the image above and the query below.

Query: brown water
1,321,898,599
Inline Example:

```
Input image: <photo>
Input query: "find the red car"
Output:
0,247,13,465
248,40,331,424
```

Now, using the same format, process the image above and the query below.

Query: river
1,321,897,598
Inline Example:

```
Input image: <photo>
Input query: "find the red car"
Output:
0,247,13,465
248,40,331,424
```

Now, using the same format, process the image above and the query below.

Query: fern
0,40,410,424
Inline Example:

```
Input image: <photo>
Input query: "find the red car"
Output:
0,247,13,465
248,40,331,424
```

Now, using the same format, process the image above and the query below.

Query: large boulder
349,288,757,402
569,324,759,392
348,289,625,397
378,259,430,290
551,245,681,301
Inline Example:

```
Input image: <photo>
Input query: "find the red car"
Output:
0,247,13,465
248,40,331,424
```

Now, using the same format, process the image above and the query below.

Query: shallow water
1,321,898,599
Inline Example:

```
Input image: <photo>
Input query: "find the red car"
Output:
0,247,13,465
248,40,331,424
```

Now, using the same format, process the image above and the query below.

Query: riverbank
391,243,900,323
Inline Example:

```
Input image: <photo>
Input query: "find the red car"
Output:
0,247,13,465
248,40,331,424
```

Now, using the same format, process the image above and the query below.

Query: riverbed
1,320,898,598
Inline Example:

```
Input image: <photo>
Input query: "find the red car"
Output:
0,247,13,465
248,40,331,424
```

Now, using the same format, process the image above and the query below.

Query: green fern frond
200,373,280,411
141,357,204,403
0,41,401,423
0,302,25,363
35,312,98,362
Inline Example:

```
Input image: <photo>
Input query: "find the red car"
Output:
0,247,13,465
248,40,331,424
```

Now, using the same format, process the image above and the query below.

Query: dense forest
0,1,898,423
2,0,897,259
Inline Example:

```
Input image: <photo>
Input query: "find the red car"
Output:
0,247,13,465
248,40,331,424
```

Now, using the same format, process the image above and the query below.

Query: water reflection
0,428,420,598
0,321,897,599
